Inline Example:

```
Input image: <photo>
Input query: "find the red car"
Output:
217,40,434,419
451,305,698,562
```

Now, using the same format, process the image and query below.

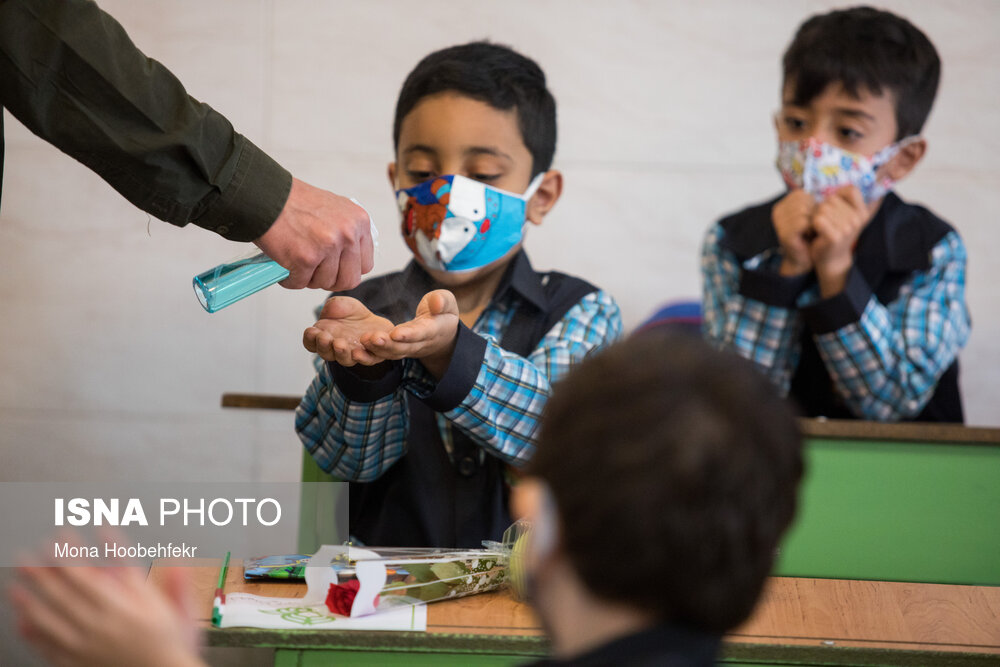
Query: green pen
211,551,230,627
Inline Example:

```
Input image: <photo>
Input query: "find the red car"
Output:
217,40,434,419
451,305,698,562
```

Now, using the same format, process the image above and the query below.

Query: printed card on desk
217,593,427,631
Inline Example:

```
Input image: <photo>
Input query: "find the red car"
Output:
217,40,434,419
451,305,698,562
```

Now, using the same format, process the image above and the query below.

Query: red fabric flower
326,579,361,616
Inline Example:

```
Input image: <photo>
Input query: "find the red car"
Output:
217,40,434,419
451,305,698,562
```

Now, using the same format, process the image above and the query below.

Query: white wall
1,2,997,486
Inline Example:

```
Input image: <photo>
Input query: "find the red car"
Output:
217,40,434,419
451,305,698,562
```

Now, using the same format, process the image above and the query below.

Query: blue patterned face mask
776,136,917,204
395,173,544,272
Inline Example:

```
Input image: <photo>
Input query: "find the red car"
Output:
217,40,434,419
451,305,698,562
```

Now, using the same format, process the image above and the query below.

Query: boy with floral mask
295,41,622,548
701,6,970,422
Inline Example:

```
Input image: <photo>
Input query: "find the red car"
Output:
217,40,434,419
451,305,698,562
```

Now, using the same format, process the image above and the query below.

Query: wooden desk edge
222,393,1000,444
203,628,1000,665
799,418,1000,445
221,393,301,411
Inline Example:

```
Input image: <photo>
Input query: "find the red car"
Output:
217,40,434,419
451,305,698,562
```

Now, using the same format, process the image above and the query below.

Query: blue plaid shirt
296,256,622,482
702,193,970,421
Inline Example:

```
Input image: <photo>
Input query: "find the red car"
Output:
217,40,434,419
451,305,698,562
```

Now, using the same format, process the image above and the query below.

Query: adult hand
809,185,868,298
255,178,375,291
772,189,817,276
363,290,460,379
10,565,205,667
303,297,394,367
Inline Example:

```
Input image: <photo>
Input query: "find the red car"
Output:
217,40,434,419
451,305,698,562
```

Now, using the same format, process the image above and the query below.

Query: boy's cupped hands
303,290,460,377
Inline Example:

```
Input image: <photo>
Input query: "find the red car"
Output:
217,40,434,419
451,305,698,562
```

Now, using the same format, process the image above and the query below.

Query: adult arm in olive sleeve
0,0,290,242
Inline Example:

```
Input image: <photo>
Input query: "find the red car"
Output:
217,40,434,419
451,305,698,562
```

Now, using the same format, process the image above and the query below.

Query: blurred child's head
516,332,803,634
389,42,561,283
776,7,939,202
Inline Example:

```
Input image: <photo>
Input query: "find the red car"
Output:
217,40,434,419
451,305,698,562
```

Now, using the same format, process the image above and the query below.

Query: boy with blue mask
702,6,970,422
296,41,623,548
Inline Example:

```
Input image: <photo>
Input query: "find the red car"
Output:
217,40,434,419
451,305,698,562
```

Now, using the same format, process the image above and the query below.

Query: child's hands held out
363,289,460,379
773,189,817,276
303,296,394,366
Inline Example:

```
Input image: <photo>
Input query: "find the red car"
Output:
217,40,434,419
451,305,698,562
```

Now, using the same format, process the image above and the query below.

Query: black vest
335,254,597,547
719,193,964,423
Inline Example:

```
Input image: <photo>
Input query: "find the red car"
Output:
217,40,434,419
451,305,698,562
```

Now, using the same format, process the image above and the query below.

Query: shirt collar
391,249,548,313
492,249,548,311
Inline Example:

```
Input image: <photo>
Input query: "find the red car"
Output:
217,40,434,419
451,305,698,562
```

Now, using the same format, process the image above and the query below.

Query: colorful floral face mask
395,173,544,272
776,136,915,204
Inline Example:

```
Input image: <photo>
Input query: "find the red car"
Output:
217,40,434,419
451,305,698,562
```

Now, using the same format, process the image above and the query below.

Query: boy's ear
526,170,563,226
387,162,398,189
885,138,927,182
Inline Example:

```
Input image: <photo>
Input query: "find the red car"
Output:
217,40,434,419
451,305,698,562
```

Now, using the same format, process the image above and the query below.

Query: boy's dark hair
392,41,556,177
783,6,940,139
529,331,803,632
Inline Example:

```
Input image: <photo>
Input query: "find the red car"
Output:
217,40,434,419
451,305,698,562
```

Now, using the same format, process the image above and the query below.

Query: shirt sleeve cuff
329,360,403,402
423,323,487,412
738,268,811,308
191,135,292,242
801,266,873,334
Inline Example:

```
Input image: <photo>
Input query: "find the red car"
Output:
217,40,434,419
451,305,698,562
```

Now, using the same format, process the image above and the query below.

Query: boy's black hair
529,331,803,632
783,6,940,139
392,41,556,177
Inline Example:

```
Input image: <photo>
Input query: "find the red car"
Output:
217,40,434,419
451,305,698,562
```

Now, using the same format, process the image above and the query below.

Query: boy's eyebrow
464,146,513,161
402,144,437,156
834,107,877,122
401,145,513,161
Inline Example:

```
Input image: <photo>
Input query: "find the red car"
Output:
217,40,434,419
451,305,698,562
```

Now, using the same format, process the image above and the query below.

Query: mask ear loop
522,172,546,201
530,481,560,562
871,135,921,190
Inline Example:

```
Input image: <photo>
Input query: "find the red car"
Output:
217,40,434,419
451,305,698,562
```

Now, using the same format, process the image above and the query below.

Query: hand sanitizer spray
193,251,289,313
193,199,377,313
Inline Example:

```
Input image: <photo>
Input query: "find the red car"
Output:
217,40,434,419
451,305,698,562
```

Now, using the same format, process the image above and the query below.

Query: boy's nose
807,132,837,147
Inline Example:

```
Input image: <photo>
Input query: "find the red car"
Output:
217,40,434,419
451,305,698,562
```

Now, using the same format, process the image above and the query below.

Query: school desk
148,560,1000,666
222,394,1000,587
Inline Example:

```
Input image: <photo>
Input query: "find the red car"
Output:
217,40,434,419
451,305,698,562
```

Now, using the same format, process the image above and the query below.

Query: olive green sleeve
0,0,291,242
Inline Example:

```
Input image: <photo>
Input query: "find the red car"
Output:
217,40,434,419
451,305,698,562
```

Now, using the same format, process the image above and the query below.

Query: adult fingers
10,578,85,661
329,244,362,293
306,252,341,292
358,219,375,275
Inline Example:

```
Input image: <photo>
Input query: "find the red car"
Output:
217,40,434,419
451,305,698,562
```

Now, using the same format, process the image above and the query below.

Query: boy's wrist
348,360,396,381
815,258,853,298
419,324,460,379
420,322,487,412
779,256,812,277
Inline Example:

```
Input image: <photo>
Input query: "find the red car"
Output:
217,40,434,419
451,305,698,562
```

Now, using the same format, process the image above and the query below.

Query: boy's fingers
332,341,356,367
425,292,444,316
350,347,381,365
319,296,364,321
303,327,321,353
367,338,418,360
315,331,337,358
390,324,413,343
391,319,434,344
835,184,866,211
